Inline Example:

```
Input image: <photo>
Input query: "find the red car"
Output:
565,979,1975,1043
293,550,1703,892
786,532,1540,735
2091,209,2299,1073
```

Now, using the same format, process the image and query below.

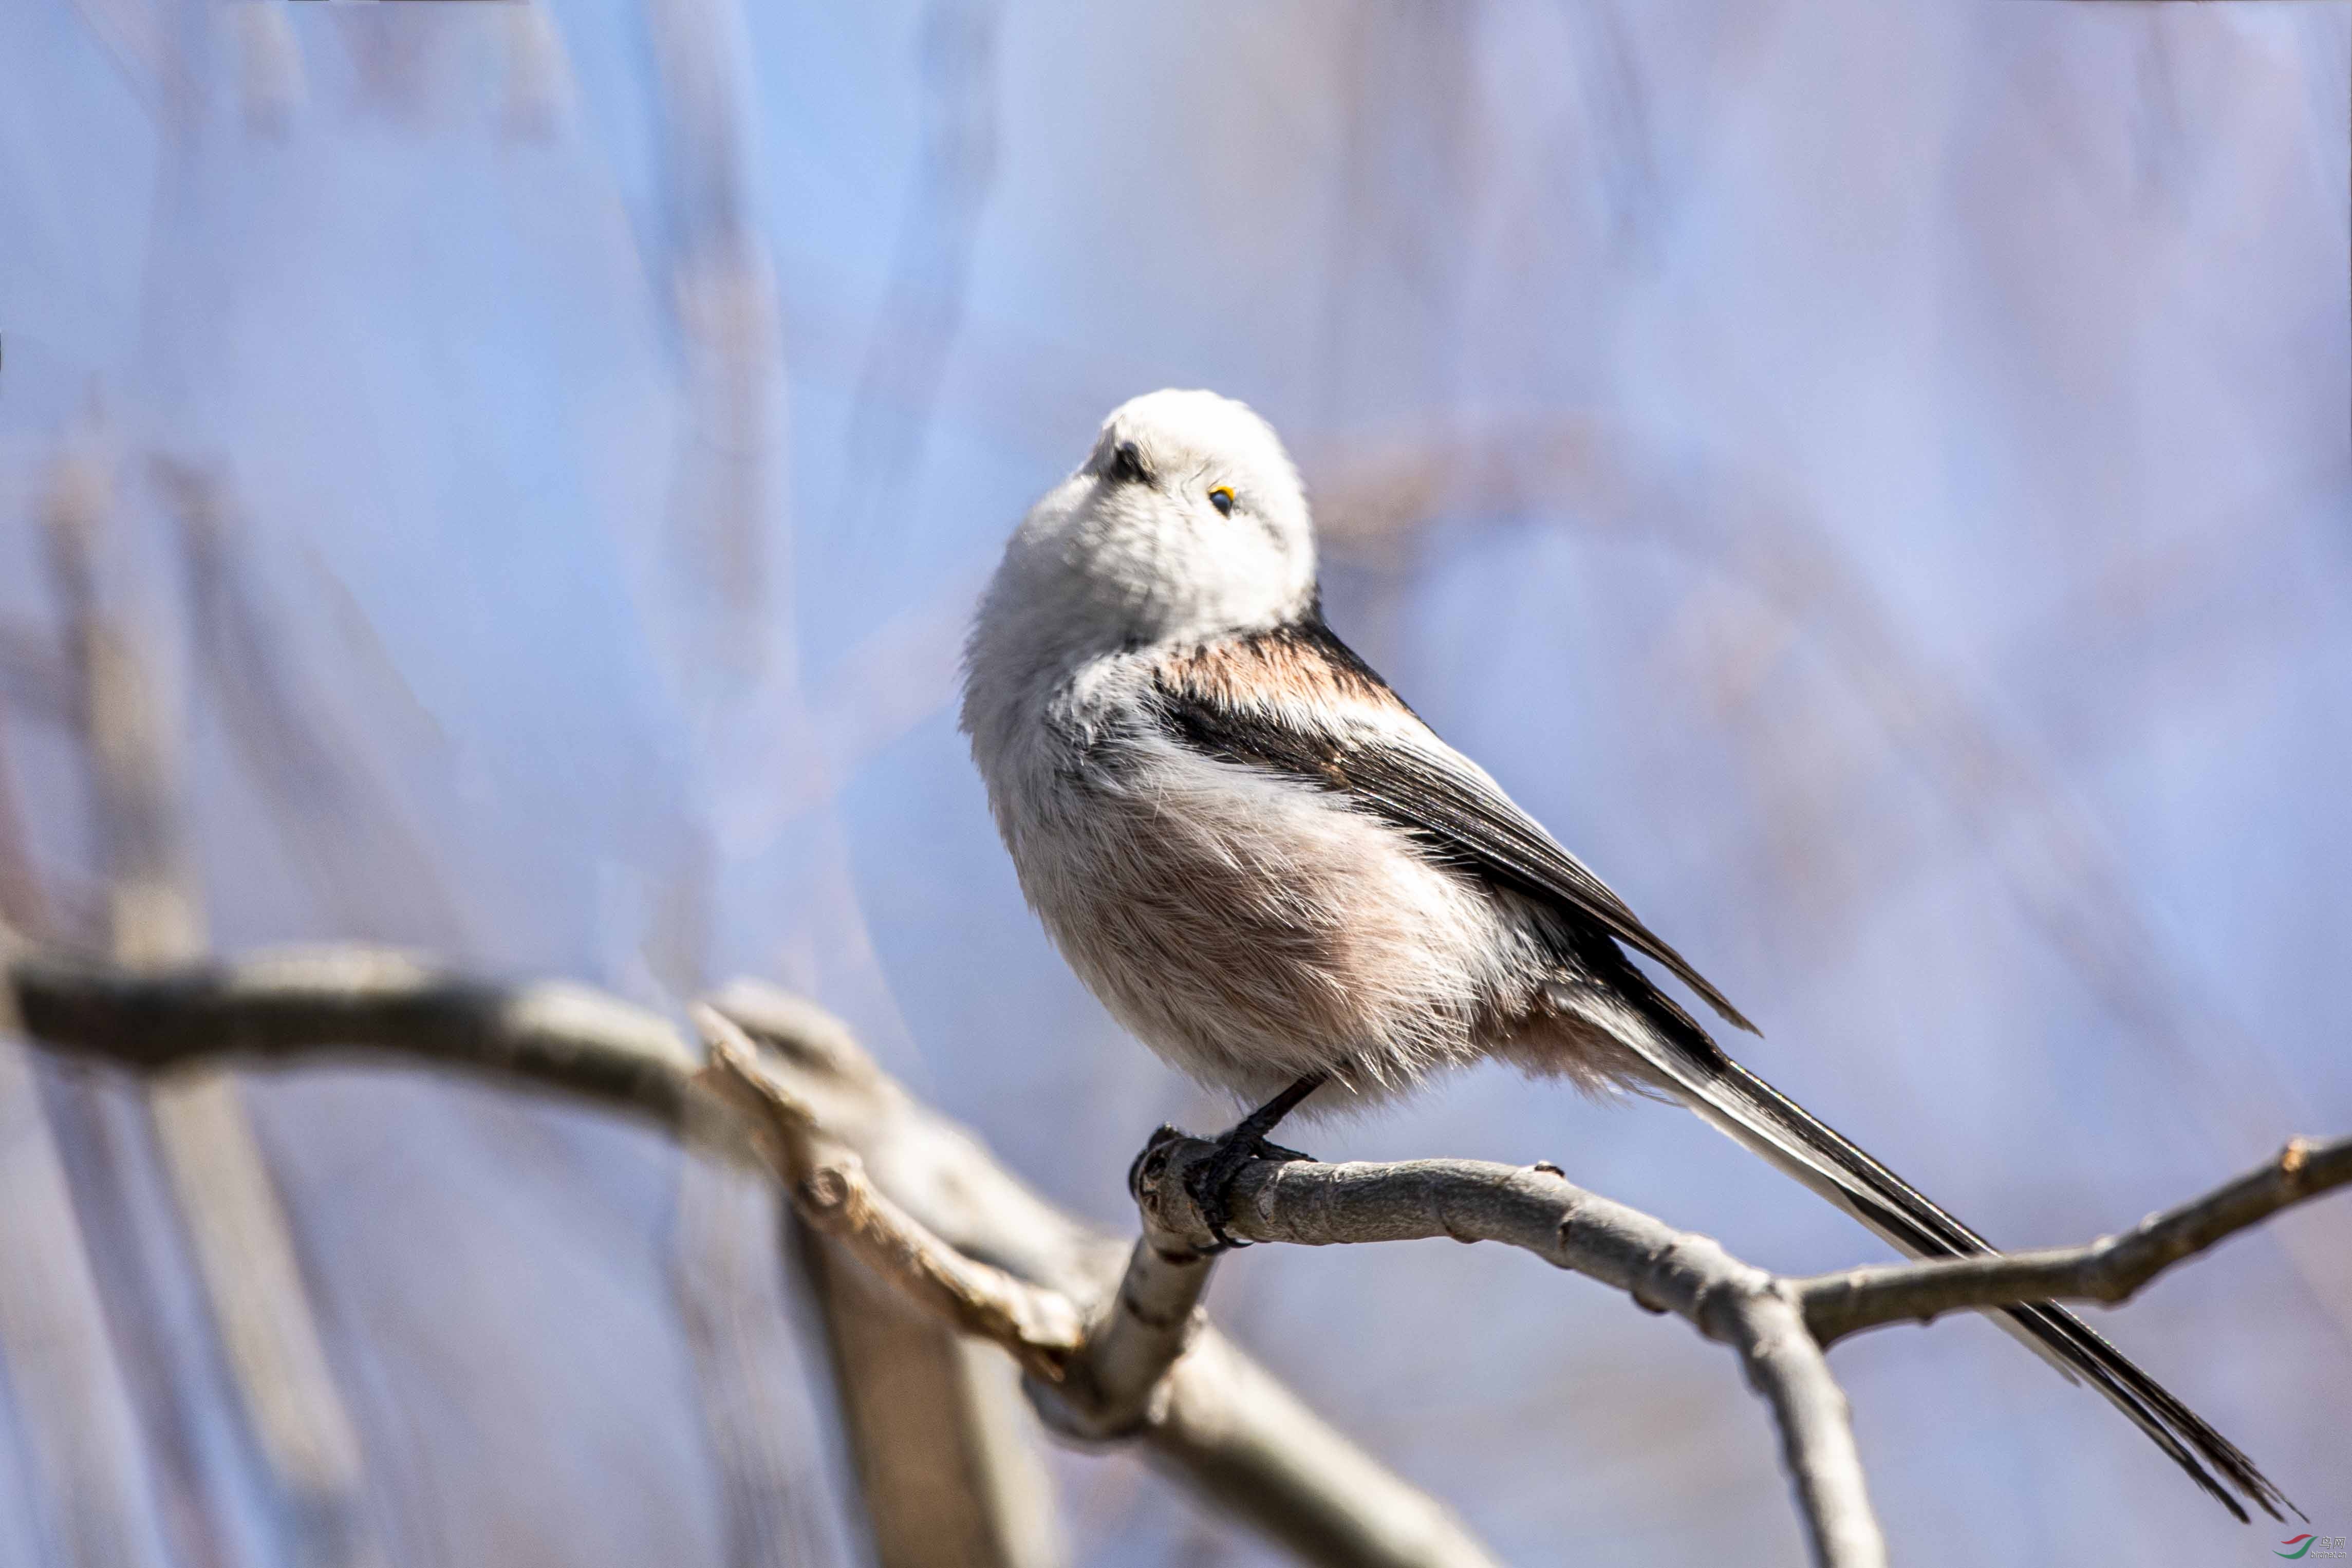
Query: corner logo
2278,1537,2349,1560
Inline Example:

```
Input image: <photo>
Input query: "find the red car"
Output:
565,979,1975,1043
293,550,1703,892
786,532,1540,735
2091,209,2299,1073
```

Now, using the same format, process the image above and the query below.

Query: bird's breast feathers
973,622,1537,1102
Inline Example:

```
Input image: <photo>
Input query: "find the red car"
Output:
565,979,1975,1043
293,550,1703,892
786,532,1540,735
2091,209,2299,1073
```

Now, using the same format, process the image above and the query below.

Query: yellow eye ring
1208,486,1235,516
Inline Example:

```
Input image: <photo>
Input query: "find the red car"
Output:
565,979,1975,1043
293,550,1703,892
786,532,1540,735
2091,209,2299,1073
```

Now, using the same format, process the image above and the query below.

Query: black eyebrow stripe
1109,440,1151,486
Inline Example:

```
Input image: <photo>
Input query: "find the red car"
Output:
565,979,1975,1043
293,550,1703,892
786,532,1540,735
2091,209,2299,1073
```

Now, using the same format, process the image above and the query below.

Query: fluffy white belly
1003,737,1527,1105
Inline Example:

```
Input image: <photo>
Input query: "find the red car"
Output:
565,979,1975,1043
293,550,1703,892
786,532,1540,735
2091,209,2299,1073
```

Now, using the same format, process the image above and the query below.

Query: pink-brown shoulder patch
1156,620,1412,719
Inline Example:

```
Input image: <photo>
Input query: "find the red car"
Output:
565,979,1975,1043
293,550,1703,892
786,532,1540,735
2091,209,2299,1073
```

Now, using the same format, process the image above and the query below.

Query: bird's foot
1182,1129,1316,1253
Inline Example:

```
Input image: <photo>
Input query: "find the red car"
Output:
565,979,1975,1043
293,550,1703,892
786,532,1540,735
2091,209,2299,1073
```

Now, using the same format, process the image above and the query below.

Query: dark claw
1182,1131,1318,1252
1167,1073,1329,1252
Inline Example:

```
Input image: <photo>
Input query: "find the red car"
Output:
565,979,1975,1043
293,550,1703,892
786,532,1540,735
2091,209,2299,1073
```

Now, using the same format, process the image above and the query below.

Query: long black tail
1589,980,2296,1523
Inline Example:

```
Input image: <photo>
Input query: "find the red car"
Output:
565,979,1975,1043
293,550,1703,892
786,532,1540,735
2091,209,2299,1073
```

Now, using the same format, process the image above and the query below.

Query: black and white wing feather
1147,610,1757,1034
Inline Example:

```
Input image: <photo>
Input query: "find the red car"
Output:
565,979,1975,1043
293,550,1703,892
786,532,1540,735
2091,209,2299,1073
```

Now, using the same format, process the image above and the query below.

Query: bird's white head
977,390,1316,672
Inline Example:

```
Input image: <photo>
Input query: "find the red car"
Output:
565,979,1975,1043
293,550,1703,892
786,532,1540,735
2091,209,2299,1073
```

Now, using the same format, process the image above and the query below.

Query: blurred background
2,1,2348,1564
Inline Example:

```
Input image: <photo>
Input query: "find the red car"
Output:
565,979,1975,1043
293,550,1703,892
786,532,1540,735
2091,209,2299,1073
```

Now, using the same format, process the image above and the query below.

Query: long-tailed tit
961,388,2287,1521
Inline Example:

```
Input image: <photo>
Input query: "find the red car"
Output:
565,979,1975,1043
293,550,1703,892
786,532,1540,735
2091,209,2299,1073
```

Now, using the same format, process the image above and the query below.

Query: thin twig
1800,1135,2352,1343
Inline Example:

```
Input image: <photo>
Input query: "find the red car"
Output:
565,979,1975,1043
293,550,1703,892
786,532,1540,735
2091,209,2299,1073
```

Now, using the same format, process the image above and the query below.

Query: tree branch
703,985,1503,1568
6,946,1500,1568
1129,1136,1888,1568
9,946,705,1126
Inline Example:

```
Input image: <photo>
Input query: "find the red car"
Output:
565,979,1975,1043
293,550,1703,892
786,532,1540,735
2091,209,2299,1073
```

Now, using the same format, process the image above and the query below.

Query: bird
960,386,2290,1523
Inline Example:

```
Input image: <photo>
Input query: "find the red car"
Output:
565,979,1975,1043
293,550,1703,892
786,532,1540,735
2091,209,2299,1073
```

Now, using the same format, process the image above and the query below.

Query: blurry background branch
0,621,74,731
36,437,377,1568
641,0,1047,1553
0,645,172,1568
835,0,1001,570
156,459,469,955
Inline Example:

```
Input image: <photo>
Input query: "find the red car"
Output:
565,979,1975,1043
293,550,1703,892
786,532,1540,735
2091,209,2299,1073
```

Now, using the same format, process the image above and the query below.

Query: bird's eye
1208,486,1235,517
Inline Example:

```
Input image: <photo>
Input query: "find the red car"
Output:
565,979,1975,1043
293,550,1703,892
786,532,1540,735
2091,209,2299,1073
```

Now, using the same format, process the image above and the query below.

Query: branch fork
696,1010,1086,1383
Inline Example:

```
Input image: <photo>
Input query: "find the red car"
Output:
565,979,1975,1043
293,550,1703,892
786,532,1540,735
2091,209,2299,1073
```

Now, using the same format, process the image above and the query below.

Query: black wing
1146,609,1758,1036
